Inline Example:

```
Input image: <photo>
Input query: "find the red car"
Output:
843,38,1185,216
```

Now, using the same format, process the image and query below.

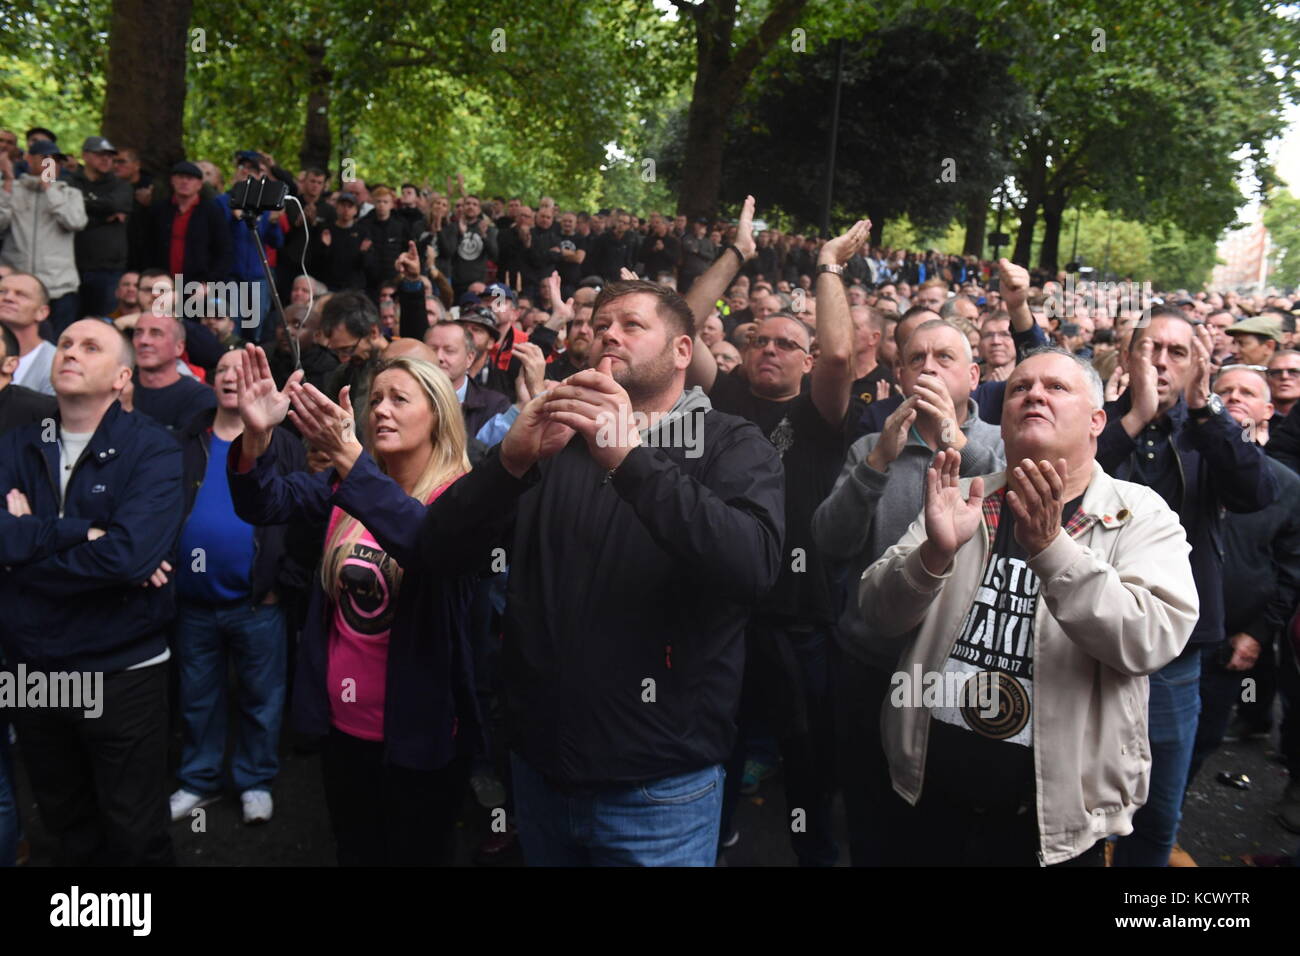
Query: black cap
28,140,63,158
170,160,203,178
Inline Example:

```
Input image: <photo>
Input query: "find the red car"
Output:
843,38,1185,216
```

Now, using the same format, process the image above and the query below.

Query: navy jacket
0,402,184,672
227,439,482,771
179,410,305,605
1222,458,1300,643
463,378,510,440
148,197,233,282
1098,392,1277,647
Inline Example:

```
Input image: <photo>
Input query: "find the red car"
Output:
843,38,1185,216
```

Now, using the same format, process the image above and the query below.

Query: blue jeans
1114,649,1202,866
511,752,723,866
0,716,18,866
175,601,287,794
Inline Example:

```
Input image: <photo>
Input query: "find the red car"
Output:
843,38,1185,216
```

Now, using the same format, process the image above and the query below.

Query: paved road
12,705,1295,867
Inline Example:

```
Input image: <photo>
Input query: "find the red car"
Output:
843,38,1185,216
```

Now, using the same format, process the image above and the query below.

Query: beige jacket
857,463,1198,864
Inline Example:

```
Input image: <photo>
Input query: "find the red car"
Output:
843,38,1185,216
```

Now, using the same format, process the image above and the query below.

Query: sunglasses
749,335,808,354
1266,367,1300,378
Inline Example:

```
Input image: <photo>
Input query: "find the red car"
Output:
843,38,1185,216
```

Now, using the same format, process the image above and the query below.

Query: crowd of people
0,122,1298,868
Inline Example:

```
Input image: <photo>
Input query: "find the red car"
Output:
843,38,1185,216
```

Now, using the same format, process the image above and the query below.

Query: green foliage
1264,189,1300,289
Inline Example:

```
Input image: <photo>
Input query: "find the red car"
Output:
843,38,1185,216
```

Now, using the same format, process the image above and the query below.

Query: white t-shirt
57,426,93,506
15,340,56,396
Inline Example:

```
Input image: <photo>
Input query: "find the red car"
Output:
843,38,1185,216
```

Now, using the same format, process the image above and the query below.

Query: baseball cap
457,306,498,332
334,191,358,205
457,292,482,308
1225,315,1283,343
484,282,516,304
235,149,263,167
28,140,63,157
81,136,117,154
170,160,203,178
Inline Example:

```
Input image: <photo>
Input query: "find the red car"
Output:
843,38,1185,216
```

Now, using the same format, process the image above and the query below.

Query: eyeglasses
749,335,808,354
1267,367,1300,378
330,339,363,362
1219,363,1269,373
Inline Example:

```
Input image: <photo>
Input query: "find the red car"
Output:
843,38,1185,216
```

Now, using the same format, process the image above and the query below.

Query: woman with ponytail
227,345,500,865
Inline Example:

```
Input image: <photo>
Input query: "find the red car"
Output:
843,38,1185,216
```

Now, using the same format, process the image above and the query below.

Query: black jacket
363,215,410,292
69,169,133,272
462,377,510,440
1098,393,1277,646
0,383,56,436
419,404,786,786
180,411,306,604
0,402,183,672
147,197,233,282
1222,457,1300,643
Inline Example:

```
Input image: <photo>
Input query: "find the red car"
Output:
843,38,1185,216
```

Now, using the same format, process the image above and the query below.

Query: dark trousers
1280,629,1300,779
883,794,1105,867
10,663,173,866
834,650,908,865
78,270,123,318
722,621,837,866
321,727,467,866
1236,632,1277,731
47,291,80,337
1189,643,1245,786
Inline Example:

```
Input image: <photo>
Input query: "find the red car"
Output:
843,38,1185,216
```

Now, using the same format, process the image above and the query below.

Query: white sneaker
241,789,273,825
170,788,219,823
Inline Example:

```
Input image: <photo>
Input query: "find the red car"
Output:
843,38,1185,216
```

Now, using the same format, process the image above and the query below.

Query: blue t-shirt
178,434,256,602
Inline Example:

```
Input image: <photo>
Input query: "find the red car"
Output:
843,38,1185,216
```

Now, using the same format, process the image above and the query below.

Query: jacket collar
967,461,1139,532
40,400,129,472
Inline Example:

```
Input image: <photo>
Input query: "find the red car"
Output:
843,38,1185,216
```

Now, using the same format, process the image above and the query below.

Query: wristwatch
817,263,844,276
1189,393,1223,421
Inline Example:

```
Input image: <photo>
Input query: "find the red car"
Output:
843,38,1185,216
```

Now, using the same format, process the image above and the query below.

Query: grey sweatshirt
810,399,1005,666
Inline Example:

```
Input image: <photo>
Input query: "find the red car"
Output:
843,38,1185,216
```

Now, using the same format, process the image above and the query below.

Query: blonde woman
228,344,482,865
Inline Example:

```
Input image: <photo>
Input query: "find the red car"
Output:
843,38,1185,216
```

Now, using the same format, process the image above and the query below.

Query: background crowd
0,123,1297,868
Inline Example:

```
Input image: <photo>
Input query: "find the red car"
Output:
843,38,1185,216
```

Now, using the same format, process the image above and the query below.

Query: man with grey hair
814,317,1003,864
131,310,216,432
856,345,1197,865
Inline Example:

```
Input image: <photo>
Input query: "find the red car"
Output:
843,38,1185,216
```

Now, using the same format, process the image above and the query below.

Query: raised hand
919,448,984,575
500,390,576,478
543,356,640,471
818,218,872,266
1185,323,1214,410
734,195,758,260
395,240,420,278
1005,457,1068,556
286,382,362,473
513,341,546,403
235,345,302,439
910,371,966,450
997,258,1030,312
1122,336,1158,434
866,395,917,473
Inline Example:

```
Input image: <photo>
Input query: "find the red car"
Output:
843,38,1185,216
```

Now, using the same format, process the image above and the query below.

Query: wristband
723,243,745,264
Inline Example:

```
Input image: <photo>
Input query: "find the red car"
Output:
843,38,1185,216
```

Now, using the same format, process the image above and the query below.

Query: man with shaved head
0,317,184,865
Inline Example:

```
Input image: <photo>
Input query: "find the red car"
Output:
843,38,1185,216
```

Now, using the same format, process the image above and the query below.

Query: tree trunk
962,192,988,257
675,0,810,219
299,42,332,172
1012,144,1046,266
102,0,193,180
1038,188,1067,274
